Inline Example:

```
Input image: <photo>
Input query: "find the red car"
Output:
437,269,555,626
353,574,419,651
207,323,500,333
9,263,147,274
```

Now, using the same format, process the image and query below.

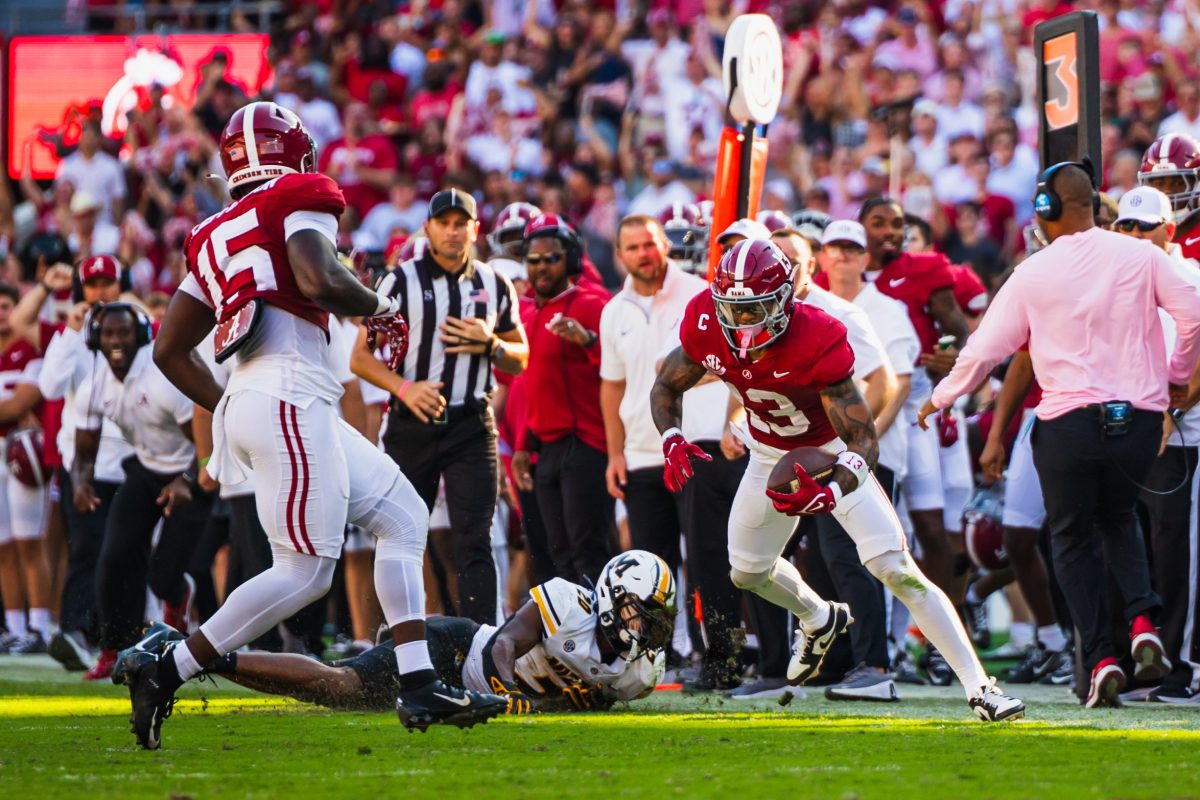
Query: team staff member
353,188,528,625
1112,186,1200,702
510,215,614,585
920,163,1200,707
33,260,132,677
599,216,707,584
74,303,211,656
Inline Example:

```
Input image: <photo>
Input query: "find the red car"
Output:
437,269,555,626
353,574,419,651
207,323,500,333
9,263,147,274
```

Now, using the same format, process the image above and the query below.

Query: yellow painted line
0,695,302,718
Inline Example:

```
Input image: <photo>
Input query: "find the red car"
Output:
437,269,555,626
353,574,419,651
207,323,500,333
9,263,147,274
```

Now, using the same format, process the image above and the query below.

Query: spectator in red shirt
509,216,614,585
318,103,399,218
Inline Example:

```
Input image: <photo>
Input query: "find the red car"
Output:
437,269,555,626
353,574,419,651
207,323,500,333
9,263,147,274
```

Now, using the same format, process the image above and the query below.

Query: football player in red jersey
650,240,1023,721
127,102,505,749
1139,133,1200,261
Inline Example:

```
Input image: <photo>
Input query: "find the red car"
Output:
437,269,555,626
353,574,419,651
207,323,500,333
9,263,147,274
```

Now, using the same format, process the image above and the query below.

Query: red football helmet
657,202,706,272
1138,133,1200,218
962,485,1008,570
5,428,46,489
220,101,316,193
712,239,795,355
488,202,541,259
756,209,793,233
524,213,581,274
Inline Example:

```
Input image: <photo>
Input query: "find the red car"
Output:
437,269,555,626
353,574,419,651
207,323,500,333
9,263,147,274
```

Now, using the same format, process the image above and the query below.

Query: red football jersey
679,292,854,451
184,173,345,331
1174,216,1200,262
950,264,988,319
813,251,954,358
0,339,40,437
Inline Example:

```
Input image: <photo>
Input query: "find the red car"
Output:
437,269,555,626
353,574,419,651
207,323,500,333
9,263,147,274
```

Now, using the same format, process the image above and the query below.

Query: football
767,446,837,494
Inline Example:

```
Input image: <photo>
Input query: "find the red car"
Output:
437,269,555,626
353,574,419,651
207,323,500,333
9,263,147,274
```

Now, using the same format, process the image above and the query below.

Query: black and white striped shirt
377,251,521,407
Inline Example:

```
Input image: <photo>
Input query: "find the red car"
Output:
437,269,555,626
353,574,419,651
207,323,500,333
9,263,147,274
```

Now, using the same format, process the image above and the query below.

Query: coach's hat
717,218,772,244
80,254,121,283
1116,186,1173,225
821,220,868,250
429,188,478,221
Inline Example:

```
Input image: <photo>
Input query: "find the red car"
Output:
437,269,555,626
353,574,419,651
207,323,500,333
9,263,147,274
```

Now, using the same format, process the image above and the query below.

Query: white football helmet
596,550,676,660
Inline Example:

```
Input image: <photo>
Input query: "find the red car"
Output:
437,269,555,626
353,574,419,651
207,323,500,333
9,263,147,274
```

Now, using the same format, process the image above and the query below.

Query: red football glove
765,463,841,516
662,433,711,492
365,314,409,371
937,408,959,448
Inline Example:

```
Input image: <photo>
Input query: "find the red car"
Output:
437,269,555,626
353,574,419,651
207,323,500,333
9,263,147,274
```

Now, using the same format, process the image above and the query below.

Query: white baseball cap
820,220,867,249
1116,186,1173,226
717,218,772,243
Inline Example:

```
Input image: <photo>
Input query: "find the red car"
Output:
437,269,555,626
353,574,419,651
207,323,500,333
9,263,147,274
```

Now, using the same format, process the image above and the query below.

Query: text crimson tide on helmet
1138,133,1200,217
220,101,318,192
711,238,795,355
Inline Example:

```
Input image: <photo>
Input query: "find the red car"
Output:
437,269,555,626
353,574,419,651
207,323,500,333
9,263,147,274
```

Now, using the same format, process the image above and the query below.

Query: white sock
1010,621,1035,650
1038,624,1067,653
173,641,203,681
5,609,26,637
28,608,51,635
394,640,434,676
758,558,830,629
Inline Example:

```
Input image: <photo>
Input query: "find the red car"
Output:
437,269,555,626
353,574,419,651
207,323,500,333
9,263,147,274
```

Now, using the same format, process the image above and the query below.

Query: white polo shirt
852,283,920,475
659,325,735,444
76,348,195,475
801,284,888,381
600,265,708,470
38,327,132,483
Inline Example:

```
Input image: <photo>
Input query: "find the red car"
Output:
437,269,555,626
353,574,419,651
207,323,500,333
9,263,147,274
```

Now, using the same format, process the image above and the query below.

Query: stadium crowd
1,0,1199,707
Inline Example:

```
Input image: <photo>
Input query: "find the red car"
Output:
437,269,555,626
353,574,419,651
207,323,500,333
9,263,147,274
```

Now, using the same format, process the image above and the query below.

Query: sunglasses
1115,219,1164,233
524,252,564,266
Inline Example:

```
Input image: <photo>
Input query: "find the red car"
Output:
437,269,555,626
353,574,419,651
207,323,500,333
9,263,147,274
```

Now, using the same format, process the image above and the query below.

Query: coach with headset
509,215,614,585
918,161,1200,706
74,303,212,656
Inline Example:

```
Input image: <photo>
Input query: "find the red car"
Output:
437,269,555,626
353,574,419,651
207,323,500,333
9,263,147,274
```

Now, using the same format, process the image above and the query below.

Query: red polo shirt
518,283,609,454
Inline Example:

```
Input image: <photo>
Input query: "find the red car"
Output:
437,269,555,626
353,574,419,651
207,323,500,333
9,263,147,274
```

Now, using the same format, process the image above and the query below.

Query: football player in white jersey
124,102,505,749
116,550,674,714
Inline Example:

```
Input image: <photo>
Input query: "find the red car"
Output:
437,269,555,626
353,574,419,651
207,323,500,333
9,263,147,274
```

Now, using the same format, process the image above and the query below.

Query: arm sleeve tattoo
820,376,880,493
650,346,708,435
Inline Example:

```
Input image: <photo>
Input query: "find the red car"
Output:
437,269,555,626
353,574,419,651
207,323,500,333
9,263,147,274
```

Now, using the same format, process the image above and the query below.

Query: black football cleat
112,622,186,686
122,650,180,750
394,679,507,732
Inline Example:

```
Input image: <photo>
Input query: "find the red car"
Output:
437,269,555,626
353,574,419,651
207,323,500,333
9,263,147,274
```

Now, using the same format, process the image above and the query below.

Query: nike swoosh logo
434,692,473,707
1187,236,1200,247
888,277,907,287
773,371,790,378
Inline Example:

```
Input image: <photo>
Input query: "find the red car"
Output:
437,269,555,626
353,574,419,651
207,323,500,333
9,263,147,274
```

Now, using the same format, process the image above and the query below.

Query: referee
352,188,528,625
919,162,1200,707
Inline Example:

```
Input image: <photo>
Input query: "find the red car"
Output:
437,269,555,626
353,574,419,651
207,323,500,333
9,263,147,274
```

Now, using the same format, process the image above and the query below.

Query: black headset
71,259,133,303
525,223,584,276
1033,157,1100,221
85,302,153,352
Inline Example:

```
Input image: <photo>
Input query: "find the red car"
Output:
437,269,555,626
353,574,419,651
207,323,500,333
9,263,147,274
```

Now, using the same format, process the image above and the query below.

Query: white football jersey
462,578,664,702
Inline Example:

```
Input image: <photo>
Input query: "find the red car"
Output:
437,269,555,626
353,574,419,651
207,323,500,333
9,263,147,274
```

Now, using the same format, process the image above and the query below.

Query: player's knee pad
359,475,428,564
729,566,772,591
864,550,929,602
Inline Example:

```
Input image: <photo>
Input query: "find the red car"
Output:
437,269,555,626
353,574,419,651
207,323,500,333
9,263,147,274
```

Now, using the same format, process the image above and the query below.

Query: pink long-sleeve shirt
932,227,1200,420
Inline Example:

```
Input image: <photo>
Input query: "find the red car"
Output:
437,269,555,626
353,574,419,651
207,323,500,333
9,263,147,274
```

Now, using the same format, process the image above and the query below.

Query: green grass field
3,654,1199,799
